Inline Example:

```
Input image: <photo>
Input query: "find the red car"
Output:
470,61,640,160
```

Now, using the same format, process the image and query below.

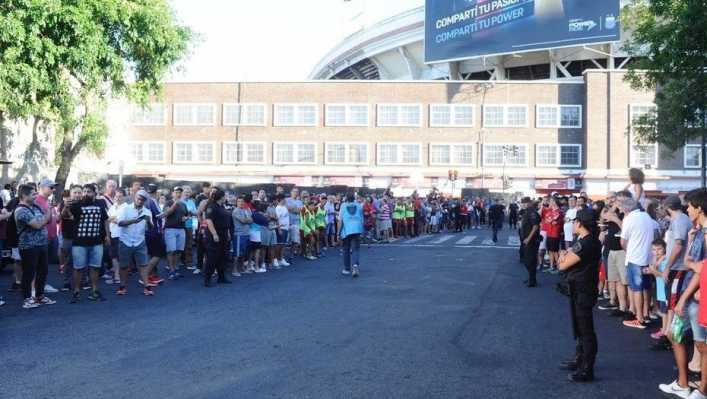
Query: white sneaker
44,284,58,293
255,267,267,273
341,269,351,275
231,271,241,277
0,297,5,306
193,268,201,275
38,296,56,305
659,381,691,399
689,389,707,399
22,298,39,309
279,259,290,267
273,259,280,267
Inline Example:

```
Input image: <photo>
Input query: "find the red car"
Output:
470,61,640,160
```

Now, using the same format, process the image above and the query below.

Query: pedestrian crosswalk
377,232,520,249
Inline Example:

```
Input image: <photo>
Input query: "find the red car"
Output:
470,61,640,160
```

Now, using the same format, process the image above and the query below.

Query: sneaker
101,273,112,280
193,268,201,275
61,283,71,292
168,272,177,280
273,259,280,267
255,267,267,273
688,389,707,399
138,279,157,287
341,269,351,275
352,265,360,278
37,296,56,305
649,313,660,321
70,292,80,304
88,290,106,302
116,287,127,296
186,265,197,271
306,255,317,261
22,298,39,309
0,297,4,306
105,278,114,285
273,264,282,270
651,330,666,340
659,380,691,399
143,288,154,296
623,319,647,329
44,284,58,293
149,276,164,285
279,259,290,267
597,303,618,311
231,271,241,277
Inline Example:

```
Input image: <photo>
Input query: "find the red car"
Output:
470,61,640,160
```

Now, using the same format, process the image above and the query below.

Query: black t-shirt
567,234,602,287
489,204,505,221
509,203,519,215
521,209,540,242
60,200,76,239
69,199,108,247
164,200,187,229
204,203,231,235
606,209,624,251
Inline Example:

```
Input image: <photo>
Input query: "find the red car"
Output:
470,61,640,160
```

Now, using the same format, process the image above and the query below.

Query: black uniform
567,234,601,377
203,202,232,285
520,207,541,286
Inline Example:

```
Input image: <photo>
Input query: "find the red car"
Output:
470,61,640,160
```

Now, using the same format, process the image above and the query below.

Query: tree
0,0,191,191
623,0,707,186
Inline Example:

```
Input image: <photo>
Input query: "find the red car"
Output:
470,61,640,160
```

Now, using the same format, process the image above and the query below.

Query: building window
325,104,369,126
173,142,215,164
536,105,582,128
325,143,368,165
430,104,474,127
376,104,422,127
685,145,703,168
273,142,317,164
630,104,657,126
535,144,582,167
132,104,166,126
274,104,318,126
173,103,216,126
222,142,266,164
222,104,266,126
128,142,166,163
483,105,528,128
429,143,474,165
483,144,528,167
630,144,658,168
376,143,422,165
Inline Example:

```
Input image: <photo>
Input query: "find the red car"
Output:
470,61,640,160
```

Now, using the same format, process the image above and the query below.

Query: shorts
146,235,166,258
118,241,149,268
72,245,103,269
109,237,120,260
164,228,186,253
232,235,250,258
381,219,392,231
289,224,301,244
606,250,627,284
539,231,547,251
689,301,707,343
61,237,73,252
276,229,289,245
260,229,275,246
546,237,560,252
627,262,650,292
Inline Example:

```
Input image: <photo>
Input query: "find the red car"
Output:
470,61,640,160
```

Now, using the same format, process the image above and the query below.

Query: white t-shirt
117,204,152,247
107,202,127,238
620,210,659,266
276,205,290,229
563,208,577,241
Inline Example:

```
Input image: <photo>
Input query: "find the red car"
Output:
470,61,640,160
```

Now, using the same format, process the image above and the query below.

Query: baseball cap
136,190,149,200
664,194,682,210
39,178,56,188
146,184,158,193
173,186,183,192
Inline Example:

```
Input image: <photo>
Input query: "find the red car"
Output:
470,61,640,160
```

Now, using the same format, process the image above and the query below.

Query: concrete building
102,72,701,196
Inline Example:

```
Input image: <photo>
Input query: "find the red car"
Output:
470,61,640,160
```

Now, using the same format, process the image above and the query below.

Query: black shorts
546,237,561,252
146,235,166,258
109,237,120,260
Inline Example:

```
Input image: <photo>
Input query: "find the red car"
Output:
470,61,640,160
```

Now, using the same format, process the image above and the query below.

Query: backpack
6,203,41,248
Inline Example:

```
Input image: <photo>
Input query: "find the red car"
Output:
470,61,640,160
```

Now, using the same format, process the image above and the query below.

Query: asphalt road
1,230,675,399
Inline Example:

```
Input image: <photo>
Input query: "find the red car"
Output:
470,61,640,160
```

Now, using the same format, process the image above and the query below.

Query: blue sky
167,0,423,82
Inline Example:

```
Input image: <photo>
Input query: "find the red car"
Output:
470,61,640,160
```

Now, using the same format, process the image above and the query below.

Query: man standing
180,186,197,271
520,198,541,287
488,198,505,244
59,185,83,291
620,197,659,329
339,193,364,278
63,184,109,303
116,190,155,296
601,192,629,317
161,186,187,280
144,184,165,286
232,196,252,277
286,188,303,258
34,178,59,292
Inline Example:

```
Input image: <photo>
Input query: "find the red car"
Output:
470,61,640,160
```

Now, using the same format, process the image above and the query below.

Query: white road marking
481,239,496,246
455,236,477,245
432,235,455,244
404,235,430,244
507,236,521,246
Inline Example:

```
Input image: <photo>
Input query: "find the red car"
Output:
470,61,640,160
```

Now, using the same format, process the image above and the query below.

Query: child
647,238,668,339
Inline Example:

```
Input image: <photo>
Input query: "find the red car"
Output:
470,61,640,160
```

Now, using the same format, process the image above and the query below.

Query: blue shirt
339,202,364,238
181,198,197,229
14,204,48,250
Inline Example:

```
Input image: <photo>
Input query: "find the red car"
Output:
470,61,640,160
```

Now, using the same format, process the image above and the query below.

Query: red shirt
542,207,563,238
34,195,58,240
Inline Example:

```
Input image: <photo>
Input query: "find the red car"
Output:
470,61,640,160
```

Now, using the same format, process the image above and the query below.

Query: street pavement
1,228,675,399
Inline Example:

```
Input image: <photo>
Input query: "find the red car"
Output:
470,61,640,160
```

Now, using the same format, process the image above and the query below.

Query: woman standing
625,168,647,209
203,188,232,287
545,197,564,273
339,193,364,278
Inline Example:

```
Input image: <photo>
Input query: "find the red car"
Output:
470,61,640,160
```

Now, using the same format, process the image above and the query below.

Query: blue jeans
72,245,104,269
342,234,361,271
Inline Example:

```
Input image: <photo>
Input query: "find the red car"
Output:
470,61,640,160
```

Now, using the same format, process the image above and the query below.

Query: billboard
425,0,621,63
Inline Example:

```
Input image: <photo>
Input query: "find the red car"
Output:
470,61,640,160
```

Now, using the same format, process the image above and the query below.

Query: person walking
339,193,364,278
520,197,541,287
558,209,602,383
489,198,505,244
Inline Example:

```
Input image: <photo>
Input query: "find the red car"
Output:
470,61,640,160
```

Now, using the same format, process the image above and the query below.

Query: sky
167,0,423,82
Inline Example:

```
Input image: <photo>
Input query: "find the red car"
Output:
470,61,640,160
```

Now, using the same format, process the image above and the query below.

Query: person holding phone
116,190,154,296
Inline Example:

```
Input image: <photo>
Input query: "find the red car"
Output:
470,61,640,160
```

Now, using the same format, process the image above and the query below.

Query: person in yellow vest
393,198,405,238
405,199,415,238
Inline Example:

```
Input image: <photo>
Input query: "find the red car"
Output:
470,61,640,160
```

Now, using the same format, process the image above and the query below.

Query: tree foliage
0,0,191,188
623,0,707,150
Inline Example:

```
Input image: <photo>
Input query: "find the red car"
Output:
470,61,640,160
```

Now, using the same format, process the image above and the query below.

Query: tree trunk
54,126,80,195
0,111,11,184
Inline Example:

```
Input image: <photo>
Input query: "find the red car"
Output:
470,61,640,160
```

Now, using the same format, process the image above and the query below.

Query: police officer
558,209,601,383
520,197,540,287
